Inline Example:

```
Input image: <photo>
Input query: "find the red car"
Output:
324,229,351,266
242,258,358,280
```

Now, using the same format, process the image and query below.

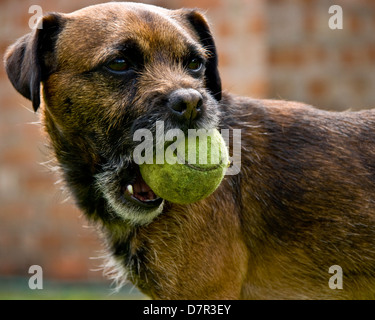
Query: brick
47,253,91,280
37,233,64,251
268,47,306,66
218,51,231,68
348,15,362,34
216,20,234,38
23,172,56,195
0,203,34,228
247,16,266,34
349,75,370,96
248,79,269,98
0,146,35,167
313,47,328,63
0,89,33,114
340,48,366,66
180,0,221,10
46,202,85,227
368,45,375,62
0,168,21,201
308,78,328,98
303,13,316,33
340,49,356,65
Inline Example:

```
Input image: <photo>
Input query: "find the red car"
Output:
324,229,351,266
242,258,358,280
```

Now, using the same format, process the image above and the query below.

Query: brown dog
4,2,375,299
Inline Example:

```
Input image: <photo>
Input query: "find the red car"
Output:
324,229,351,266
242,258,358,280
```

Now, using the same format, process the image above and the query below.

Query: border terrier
4,2,375,299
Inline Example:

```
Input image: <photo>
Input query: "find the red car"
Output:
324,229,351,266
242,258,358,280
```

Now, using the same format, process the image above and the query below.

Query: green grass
0,276,148,300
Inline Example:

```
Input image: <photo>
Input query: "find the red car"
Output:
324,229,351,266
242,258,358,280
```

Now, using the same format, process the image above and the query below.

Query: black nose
168,89,203,121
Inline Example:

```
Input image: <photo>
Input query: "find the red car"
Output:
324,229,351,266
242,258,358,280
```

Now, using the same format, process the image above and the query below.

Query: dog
4,2,375,299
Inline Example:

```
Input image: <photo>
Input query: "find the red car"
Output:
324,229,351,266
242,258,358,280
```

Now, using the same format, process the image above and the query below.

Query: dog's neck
100,174,248,299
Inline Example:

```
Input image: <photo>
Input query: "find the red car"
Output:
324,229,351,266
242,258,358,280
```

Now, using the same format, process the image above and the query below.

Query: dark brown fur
4,2,375,299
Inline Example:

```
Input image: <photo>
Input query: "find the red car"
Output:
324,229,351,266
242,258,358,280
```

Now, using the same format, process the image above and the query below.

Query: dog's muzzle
121,165,163,208
95,159,165,226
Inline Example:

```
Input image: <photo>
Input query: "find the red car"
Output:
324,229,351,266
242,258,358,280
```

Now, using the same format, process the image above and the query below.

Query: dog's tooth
127,184,134,195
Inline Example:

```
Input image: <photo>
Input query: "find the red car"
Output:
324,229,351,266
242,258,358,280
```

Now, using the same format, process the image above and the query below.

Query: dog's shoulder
221,92,375,135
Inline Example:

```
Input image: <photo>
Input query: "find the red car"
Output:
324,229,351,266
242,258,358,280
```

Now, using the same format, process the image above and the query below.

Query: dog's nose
168,89,203,121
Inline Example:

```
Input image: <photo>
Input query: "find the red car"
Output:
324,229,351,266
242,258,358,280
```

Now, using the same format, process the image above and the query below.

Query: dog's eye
187,58,203,72
106,58,129,72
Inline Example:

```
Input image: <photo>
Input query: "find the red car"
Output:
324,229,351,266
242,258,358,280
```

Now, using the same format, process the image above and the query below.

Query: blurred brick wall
0,0,374,281
267,0,375,111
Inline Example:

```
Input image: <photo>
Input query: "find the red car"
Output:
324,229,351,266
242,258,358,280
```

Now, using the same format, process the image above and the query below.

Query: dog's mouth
121,165,163,208
96,162,164,225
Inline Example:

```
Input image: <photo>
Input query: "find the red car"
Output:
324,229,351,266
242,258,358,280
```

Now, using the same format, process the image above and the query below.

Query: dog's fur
4,2,375,299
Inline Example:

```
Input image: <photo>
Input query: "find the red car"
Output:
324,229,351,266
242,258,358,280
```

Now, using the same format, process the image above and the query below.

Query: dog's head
4,2,222,225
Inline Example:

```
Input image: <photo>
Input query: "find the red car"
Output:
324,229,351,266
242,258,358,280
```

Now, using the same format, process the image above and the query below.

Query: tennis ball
139,129,229,204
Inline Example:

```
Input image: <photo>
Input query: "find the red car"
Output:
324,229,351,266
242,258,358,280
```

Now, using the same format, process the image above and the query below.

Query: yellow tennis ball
139,129,229,204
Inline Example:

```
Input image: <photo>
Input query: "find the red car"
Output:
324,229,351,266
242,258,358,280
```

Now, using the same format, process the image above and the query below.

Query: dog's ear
182,10,222,101
4,13,64,112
